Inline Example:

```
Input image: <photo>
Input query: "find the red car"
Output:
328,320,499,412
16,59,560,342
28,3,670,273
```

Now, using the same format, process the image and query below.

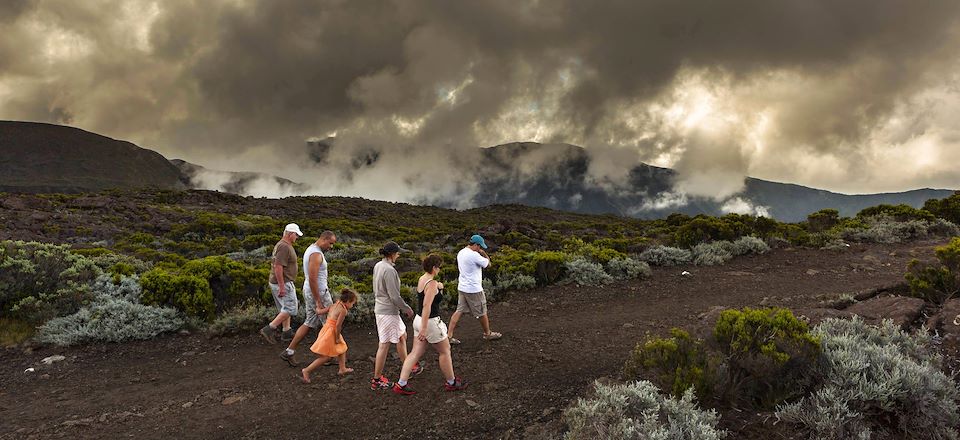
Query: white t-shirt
457,247,490,293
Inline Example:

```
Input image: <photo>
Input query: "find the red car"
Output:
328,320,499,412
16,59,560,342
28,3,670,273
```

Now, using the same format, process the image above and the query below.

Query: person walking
300,288,358,382
447,234,502,344
370,241,422,390
260,223,302,344
281,230,337,366
393,254,468,395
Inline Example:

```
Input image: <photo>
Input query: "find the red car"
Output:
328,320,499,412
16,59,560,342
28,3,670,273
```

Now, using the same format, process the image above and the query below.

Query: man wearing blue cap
447,234,502,344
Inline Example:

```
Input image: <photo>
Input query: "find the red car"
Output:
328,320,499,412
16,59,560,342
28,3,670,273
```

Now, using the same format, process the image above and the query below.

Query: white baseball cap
284,223,303,236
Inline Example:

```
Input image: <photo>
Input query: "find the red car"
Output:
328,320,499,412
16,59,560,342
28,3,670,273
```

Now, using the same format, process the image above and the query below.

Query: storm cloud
2,0,959,203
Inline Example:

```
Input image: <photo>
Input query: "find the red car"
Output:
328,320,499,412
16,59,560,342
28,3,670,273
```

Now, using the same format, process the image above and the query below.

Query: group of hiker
258,223,502,395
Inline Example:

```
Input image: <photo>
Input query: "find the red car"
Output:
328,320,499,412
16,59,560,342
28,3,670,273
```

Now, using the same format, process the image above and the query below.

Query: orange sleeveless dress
310,303,348,357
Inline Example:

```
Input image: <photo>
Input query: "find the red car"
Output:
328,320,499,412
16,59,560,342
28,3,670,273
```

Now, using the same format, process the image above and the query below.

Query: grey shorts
270,281,299,316
457,290,488,318
303,286,333,329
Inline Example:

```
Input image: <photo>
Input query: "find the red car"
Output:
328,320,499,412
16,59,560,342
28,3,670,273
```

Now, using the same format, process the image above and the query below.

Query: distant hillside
467,142,955,221
0,121,184,193
172,159,308,196
0,122,952,221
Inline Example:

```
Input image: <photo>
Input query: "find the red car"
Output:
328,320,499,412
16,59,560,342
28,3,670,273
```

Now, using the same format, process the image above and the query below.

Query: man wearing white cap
260,223,303,344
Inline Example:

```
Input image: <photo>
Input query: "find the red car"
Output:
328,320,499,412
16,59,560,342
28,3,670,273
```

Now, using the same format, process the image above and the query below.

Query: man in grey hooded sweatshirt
370,241,423,390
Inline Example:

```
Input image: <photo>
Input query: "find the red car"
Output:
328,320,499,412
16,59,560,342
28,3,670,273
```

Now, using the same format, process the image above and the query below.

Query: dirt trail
0,241,942,440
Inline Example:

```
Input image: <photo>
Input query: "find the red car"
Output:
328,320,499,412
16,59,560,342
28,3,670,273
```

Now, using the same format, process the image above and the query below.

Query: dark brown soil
0,240,948,440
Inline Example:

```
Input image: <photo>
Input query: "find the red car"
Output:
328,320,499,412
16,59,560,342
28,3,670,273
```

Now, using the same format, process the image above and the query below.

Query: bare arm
334,305,346,343
308,253,328,314
273,263,287,296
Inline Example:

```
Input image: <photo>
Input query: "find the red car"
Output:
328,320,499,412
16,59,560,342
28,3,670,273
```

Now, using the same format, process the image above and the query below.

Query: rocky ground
1,239,956,440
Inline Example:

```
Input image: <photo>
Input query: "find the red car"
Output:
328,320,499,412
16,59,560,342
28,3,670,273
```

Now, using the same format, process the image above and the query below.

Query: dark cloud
1,0,959,200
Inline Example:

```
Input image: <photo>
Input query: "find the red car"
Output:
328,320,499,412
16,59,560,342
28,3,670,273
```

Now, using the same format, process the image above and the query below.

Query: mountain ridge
0,121,953,221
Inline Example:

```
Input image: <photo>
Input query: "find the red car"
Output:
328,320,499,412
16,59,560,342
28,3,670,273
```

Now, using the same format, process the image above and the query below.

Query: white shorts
413,315,448,344
375,314,407,344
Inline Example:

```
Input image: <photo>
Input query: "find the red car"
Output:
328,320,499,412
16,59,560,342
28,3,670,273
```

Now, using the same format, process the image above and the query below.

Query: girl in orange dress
301,288,357,383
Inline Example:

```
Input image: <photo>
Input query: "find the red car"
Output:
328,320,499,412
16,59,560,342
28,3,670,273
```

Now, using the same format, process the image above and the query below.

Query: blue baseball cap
469,234,488,249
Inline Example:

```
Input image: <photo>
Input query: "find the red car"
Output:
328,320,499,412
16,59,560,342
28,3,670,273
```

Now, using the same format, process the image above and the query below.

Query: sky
2,0,960,204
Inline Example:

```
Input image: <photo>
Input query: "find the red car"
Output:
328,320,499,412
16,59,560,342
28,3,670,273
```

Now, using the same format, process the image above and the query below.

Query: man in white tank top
281,230,337,366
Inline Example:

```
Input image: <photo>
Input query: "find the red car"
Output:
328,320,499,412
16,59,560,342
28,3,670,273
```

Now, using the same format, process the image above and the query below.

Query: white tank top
302,244,328,293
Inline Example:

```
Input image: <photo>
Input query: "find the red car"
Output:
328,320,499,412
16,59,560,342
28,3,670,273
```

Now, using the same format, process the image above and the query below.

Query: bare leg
434,339,455,381
270,311,290,329
337,353,353,375
398,339,428,383
447,311,464,339
479,315,492,335
396,334,409,364
301,355,331,383
374,342,391,379
283,315,292,331
287,325,313,351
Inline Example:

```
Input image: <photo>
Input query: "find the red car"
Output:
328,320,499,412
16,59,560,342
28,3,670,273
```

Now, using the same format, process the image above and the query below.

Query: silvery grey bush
841,216,960,244
639,246,692,267
497,272,537,292
691,243,733,266
35,294,184,346
607,258,652,280
729,236,770,256
776,317,960,439
90,274,142,303
565,257,614,286
563,380,726,440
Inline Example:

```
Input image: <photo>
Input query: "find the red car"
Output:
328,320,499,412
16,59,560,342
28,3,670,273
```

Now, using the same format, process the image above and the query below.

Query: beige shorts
413,315,448,344
375,314,407,344
457,290,487,318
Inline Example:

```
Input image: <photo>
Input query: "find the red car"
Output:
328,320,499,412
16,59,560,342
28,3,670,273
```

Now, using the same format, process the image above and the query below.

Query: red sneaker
411,362,425,376
370,375,393,390
392,382,417,395
444,377,469,391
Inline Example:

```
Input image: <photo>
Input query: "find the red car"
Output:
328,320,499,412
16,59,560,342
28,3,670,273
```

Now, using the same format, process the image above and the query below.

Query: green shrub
606,257,652,280
0,240,101,323
34,294,183,346
624,329,714,399
807,209,840,233
776,317,960,439
842,216,957,243
857,204,935,222
565,257,613,286
713,307,821,408
639,246,692,266
924,192,960,224
207,302,276,337
563,380,726,440
140,269,215,321
675,217,735,248
905,237,960,304
495,247,568,286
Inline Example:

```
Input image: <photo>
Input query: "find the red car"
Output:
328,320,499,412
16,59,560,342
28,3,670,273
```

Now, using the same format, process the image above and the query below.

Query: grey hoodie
373,258,413,316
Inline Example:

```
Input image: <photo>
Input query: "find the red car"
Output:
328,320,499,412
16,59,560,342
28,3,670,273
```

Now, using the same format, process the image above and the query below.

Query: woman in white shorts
393,254,468,395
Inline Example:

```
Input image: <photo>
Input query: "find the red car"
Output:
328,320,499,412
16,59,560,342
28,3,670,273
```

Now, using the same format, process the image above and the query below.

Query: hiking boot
259,325,278,345
280,328,295,342
370,375,393,390
444,377,469,392
280,351,298,367
411,362,425,376
392,382,417,396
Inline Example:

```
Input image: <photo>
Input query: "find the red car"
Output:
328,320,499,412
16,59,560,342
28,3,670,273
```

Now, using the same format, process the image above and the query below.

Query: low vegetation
563,380,726,440
1,190,959,346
